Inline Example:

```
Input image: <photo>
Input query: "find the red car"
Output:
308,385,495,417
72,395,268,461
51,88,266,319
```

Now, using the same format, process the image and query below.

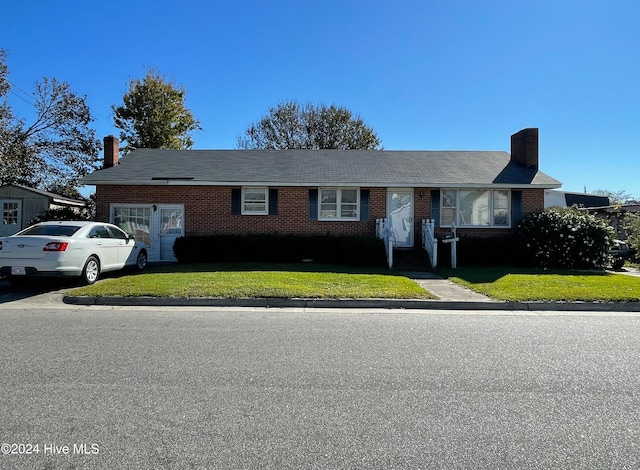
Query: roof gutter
52,197,87,207
82,180,562,189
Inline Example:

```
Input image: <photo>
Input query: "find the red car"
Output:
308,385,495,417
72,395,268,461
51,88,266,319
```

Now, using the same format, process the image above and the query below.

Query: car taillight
43,242,69,252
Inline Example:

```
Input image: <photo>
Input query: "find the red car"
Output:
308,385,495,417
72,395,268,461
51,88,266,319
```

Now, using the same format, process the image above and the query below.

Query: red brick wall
96,186,388,237
96,185,545,240
521,188,544,216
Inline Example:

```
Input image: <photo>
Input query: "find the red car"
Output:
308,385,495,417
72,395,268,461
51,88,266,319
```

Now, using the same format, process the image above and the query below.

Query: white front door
387,190,414,248
159,206,184,261
0,200,22,236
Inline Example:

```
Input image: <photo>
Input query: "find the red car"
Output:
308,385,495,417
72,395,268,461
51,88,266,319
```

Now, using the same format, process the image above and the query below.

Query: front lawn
438,267,640,302
68,263,435,299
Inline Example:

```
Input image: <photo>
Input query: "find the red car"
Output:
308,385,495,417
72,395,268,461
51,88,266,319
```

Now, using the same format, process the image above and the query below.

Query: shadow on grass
436,266,613,284
145,262,400,276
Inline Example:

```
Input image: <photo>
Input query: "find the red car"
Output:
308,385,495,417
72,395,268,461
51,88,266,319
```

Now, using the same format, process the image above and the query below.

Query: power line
7,79,33,99
8,88,34,106
6,79,36,105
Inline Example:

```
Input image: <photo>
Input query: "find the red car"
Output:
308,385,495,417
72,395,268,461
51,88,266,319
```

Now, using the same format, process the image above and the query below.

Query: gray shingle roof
80,149,562,188
2,184,86,206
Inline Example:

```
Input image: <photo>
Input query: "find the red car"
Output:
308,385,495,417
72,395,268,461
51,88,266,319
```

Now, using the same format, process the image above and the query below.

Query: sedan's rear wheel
82,256,100,285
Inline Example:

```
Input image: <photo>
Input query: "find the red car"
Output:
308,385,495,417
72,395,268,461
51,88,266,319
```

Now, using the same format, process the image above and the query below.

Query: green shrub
436,235,525,267
28,207,92,225
517,207,614,269
173,234,387,267
625,212,640,262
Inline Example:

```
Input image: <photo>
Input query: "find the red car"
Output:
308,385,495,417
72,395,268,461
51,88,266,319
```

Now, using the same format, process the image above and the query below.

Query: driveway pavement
619,266,640,277
0,278,74,307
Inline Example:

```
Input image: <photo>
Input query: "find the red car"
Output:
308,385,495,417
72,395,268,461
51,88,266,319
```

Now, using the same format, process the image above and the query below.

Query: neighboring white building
0,184,86,236
544,190,610,208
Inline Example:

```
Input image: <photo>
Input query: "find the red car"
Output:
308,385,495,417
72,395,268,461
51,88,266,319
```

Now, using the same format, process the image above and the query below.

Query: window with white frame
441,190,457,226
319,188,359,220
441,189,510,227
493,190,510,226
3,202,19,225
112,206,152,246
242,187,268,215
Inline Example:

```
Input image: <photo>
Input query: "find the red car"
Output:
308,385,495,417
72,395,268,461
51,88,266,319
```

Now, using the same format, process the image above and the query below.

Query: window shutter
360,189,370,221
231,188,241,215
511,191,523,227
431,190,441,227
309,189,318,220
269,188,278,215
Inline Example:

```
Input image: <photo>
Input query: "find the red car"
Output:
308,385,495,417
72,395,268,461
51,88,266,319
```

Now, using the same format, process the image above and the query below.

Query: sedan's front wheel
136,250,147,271
82,256,100,285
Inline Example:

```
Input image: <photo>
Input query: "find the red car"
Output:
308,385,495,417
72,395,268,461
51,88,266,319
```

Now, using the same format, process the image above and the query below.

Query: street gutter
62,295,640,312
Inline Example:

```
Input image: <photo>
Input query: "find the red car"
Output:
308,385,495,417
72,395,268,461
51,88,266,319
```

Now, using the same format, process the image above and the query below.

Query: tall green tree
237,101,381,150
113,69,201,153
594,189,636,205
0,49,101,194
0,49,10,123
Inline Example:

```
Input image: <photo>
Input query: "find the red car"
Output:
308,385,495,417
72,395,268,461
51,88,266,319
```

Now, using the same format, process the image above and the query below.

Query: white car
0,221,148,285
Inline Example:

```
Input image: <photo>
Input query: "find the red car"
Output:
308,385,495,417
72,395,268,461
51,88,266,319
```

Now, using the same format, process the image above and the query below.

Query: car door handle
95,241,102,245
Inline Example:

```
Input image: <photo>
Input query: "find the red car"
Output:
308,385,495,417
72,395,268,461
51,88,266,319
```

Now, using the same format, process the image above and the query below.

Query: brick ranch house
80,128,561,264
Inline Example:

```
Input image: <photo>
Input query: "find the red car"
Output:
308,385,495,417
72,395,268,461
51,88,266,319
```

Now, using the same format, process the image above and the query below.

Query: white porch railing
421,219,438,268
376,217,394,268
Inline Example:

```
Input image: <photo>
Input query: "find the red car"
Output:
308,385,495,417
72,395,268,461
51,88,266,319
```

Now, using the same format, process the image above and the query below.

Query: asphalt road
1,306,640,469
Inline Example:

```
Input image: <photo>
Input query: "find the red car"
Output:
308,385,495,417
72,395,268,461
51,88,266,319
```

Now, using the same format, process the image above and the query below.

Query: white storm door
159,206,184,261
387,190,414,247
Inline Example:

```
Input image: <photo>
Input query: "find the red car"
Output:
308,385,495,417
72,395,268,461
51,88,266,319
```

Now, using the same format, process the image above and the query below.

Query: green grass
68,263,435,299
438,266,640,302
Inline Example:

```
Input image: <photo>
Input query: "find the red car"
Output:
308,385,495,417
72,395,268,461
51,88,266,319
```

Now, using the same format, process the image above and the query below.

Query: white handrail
376,217,394,268
422,219,438,268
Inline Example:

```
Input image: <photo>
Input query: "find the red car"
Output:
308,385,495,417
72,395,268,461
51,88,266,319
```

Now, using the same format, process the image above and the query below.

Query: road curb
62,295,640,311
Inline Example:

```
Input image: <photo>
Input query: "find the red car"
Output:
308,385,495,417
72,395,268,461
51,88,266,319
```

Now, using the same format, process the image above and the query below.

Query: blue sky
2,0,638,198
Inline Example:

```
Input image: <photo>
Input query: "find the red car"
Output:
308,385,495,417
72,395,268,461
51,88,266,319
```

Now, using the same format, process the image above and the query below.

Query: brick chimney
510,128,538,170
103,135,119,168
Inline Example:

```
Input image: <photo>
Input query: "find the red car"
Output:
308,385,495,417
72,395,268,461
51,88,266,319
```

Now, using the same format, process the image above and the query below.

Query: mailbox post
441,224,459,268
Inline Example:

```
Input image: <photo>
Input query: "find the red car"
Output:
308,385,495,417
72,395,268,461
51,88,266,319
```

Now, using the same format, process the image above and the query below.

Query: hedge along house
79,128,561,264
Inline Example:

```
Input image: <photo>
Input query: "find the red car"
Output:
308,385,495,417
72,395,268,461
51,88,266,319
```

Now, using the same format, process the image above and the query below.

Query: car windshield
18,225,82,237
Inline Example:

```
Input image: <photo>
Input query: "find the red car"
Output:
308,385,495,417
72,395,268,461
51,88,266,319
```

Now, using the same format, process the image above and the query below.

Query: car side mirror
127,233,136,241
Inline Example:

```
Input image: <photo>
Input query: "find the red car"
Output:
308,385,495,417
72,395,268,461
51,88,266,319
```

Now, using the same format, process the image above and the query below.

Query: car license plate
11,267,26,276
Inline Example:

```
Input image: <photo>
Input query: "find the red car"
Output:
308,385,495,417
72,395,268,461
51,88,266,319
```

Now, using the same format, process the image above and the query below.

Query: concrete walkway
400,271,492,302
